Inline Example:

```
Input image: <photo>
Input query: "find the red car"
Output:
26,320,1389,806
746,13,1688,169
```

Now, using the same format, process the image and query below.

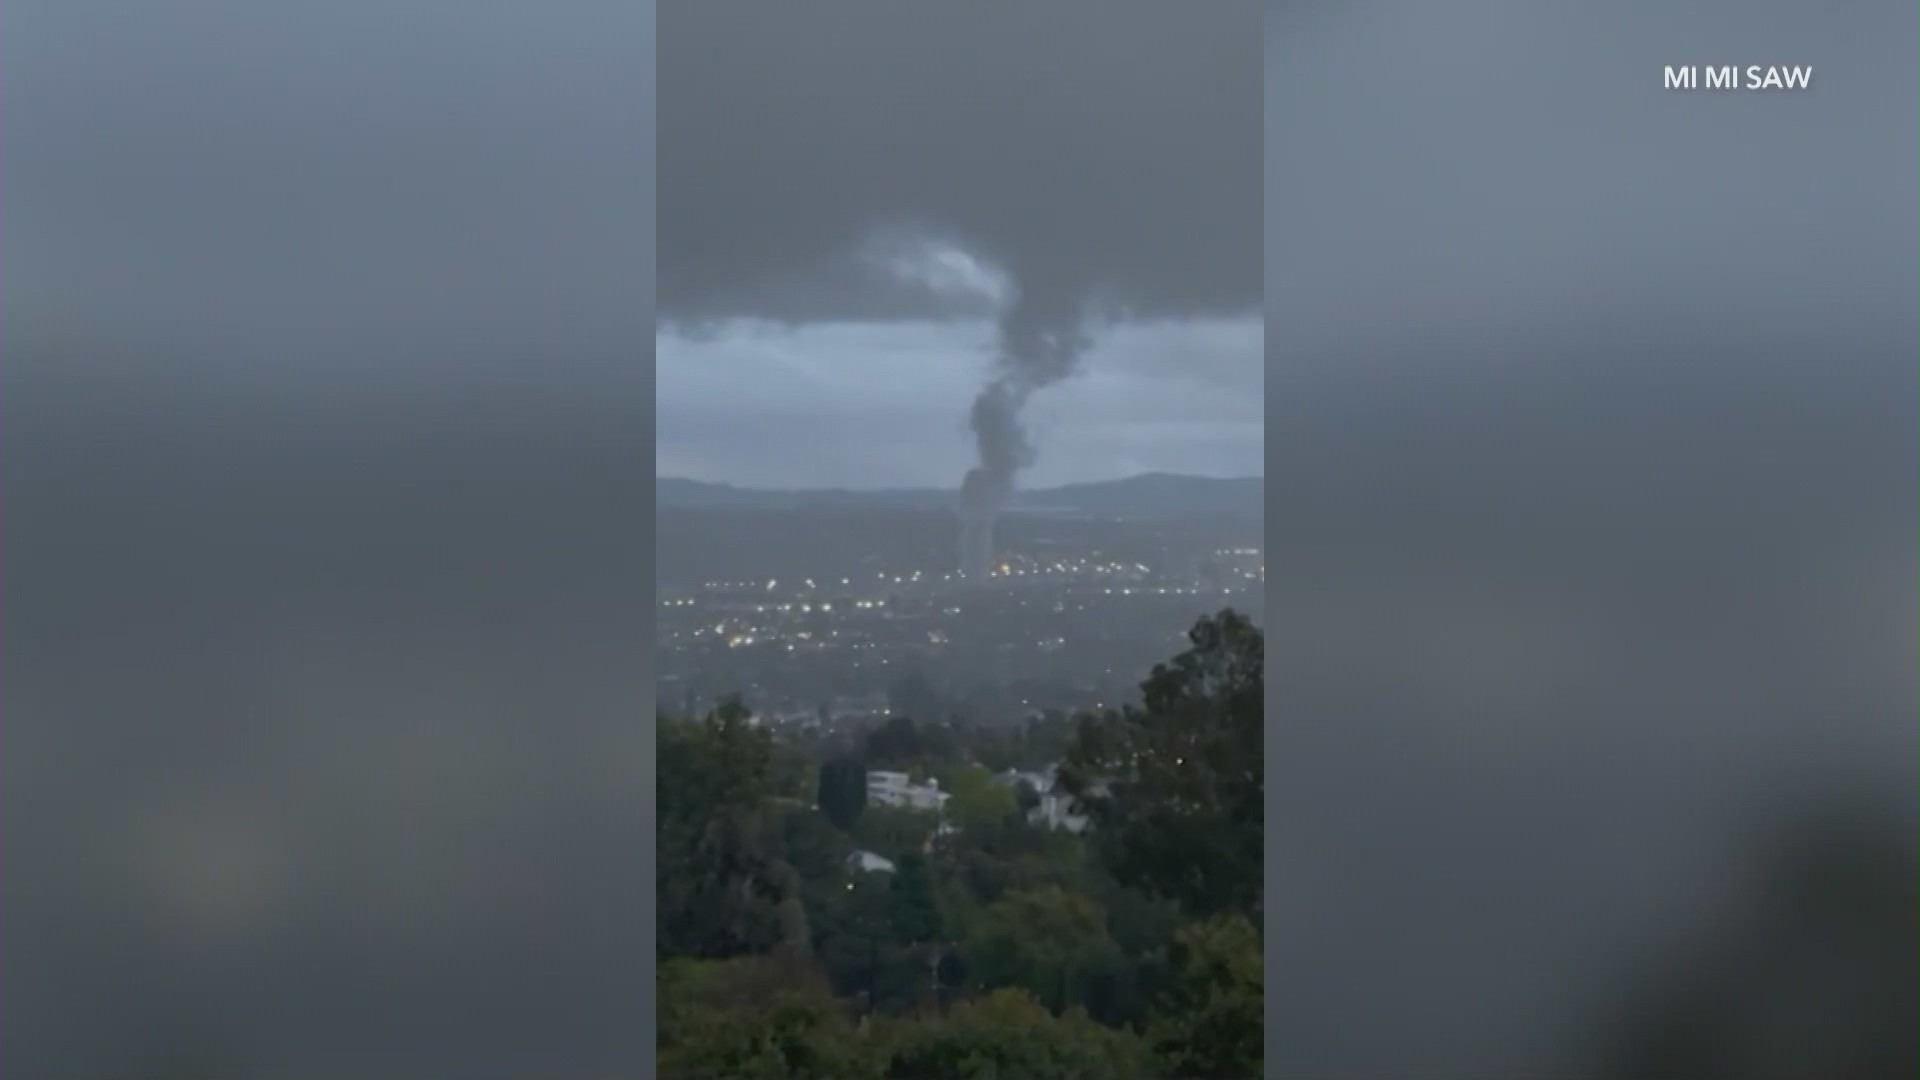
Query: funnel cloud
959,276,1096,579
658,0,1259,560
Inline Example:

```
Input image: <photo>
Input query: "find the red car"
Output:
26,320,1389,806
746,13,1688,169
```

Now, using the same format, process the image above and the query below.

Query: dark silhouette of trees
810,875,893,1002
1060,609,1264,919
864,713,925,765
816,755,867,832
778,805,853,884
658,613,1271,1077
1148,914,1265,1079
657,698,808,960
881,988,1150,1080
889,851,943,945
960,884,1119,1014
659,954,882,1080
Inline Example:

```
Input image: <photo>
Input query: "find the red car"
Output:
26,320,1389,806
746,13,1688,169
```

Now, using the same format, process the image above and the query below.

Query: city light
661,544,1263,694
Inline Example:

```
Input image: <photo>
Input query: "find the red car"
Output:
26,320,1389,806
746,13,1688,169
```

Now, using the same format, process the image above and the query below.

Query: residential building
1031,787,1089,833
1014,763,1093,833
846,849,896,874
991,767,1052,794
866,769,952,813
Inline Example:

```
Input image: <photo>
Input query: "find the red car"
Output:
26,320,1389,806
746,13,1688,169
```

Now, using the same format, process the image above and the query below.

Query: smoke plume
958,276,1091,581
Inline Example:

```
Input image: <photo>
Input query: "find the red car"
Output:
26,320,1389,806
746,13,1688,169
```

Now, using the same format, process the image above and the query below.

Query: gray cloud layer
657,1,1262,497
658,0,1261,326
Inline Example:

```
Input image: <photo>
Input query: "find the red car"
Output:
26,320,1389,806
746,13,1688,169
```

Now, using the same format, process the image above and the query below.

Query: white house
1030,788,1089,833
1017,764,1091,833
991,767,1052,794
846,849,896,874
866,769,952,813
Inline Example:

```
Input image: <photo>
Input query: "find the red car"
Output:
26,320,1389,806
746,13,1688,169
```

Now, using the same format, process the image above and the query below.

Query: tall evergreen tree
1060,610,1264,919
889,851,942,945
658,698,808,959
816,755,868,832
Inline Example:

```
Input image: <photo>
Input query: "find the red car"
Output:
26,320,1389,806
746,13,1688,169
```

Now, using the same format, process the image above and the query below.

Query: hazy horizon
657,316,1262,490
656,468,1264,493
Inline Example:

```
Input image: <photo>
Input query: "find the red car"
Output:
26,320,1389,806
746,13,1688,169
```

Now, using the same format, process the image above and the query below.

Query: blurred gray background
1267,3,1917,1077
4,1,1913,1076
2,2,655,1075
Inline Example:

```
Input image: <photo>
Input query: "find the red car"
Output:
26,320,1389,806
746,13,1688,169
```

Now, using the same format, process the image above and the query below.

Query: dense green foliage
817,755,868,832
658,697,809,959
1060,610,1265,919
1148,915,1266,1078
935,763,1019,830
657,610,1265,1079
879,988,1153,1080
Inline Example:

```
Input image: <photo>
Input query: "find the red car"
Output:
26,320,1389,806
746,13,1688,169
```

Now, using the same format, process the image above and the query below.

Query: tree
771,739,818,803
879,988,1150,1080
659,955,884,1080
851,805,935,863
962,885,1119,1014
970,725,1019,773
658,699,807,959
864,713,924,766
1060,609,1264,919
921,719,962,764
947,814,1087,906
803,866,937,1017
1019,709,1075,770
889,851,943,945
777,807,854,886
659,697,773,823
939,763,1020,830
1148,915,1265,1080
811,875,893,1001
817,755,868,832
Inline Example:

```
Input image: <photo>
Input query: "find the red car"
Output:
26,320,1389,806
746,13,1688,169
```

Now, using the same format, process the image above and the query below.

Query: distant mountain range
656,473,1262,520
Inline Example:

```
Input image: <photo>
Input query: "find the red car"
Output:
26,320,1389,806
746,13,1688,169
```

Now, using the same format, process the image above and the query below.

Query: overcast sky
657,1,1262,489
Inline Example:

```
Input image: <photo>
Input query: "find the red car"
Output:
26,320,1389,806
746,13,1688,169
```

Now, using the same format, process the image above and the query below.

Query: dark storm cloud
1267,5,1917,1077
660,0,1260,562
657,0,1261,326
3,2,654,1075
